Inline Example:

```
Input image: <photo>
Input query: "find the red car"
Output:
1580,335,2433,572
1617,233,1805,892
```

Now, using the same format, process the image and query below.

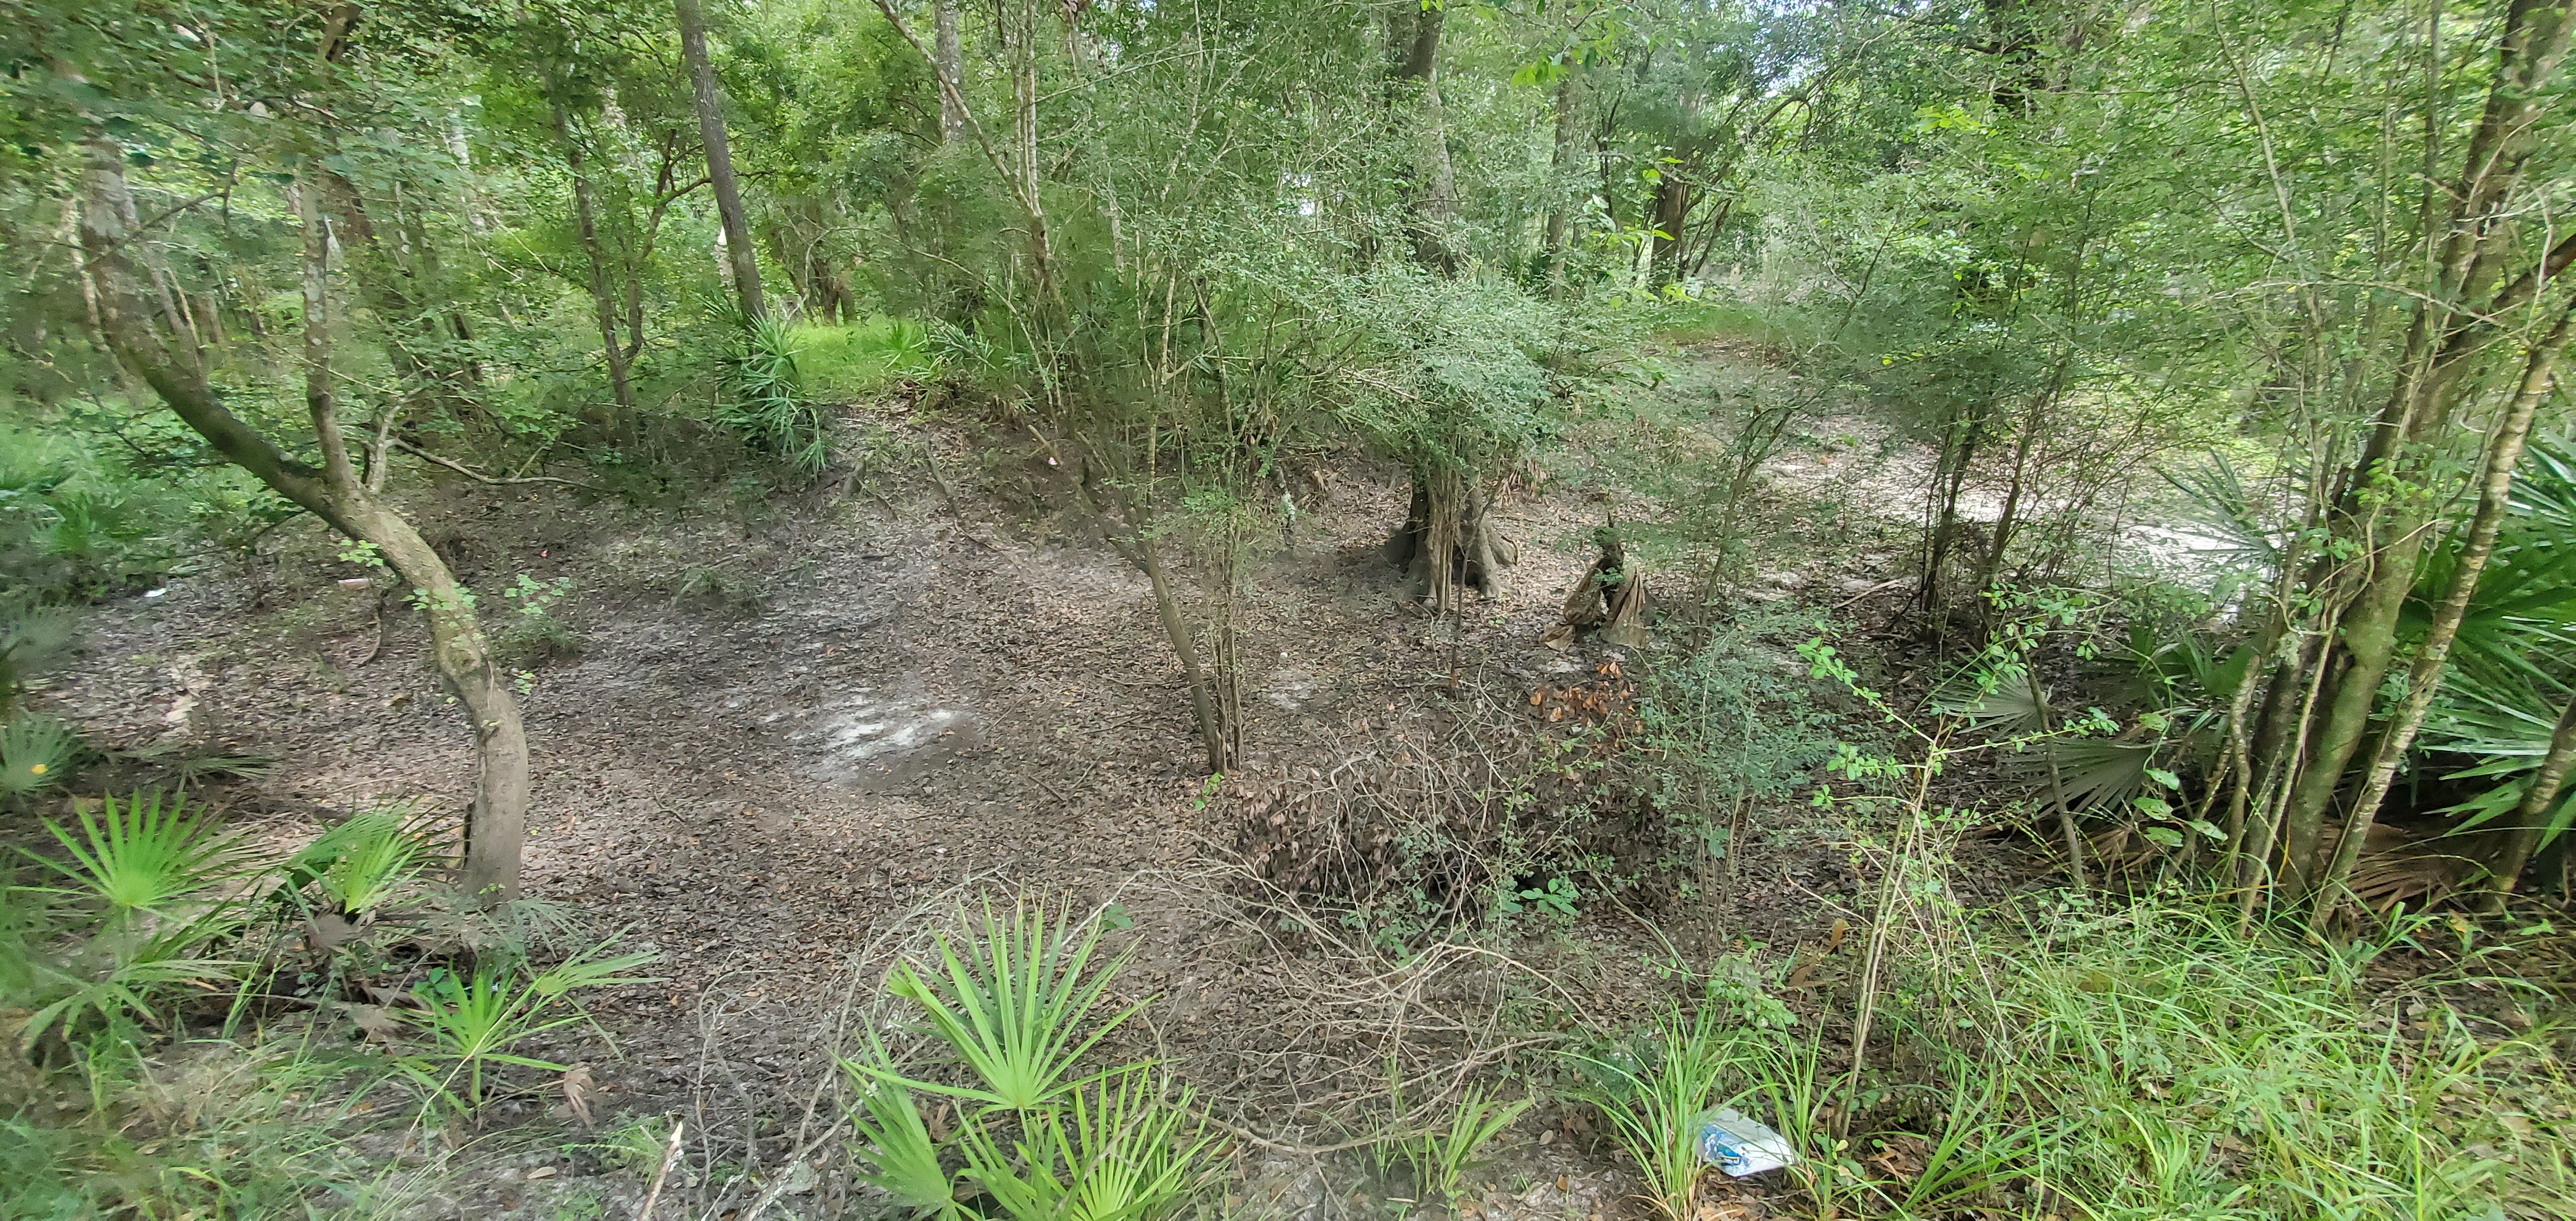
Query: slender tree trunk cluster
2211,2,2576,921
547,87,641,438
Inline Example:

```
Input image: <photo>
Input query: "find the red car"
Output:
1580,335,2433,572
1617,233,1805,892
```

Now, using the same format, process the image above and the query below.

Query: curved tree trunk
342,500,530,902
2482,694,2576,912
82,138,529,905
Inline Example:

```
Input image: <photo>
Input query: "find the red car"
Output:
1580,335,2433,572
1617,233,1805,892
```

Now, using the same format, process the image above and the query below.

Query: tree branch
392,438,598,491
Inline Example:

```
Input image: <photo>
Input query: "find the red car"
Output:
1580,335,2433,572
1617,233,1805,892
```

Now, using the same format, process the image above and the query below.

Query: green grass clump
791,316,939,403
1976,901,2575,1218
1568,1009,1754,1221
1571,897,2574,1220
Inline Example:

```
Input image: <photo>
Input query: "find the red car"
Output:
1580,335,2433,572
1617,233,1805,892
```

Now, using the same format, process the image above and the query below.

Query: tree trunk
547,93,640,436
1137,532,1230,775
2272,1,2574,903
1649,172,1690,287
83,143,528,905
1916,398,1987,614
1972,367,2069,615
1069,459,1230,774
935,0,966,144
2482,694,2576,912
342,499,531,903
875,0,1053,301
1542,67,1580,291
1388,3,1457,276
676,0,765,321
295,175,530,902
2029,668,2090,893
316,171,457,428
2310,304,2574,922
1382,472,1514,613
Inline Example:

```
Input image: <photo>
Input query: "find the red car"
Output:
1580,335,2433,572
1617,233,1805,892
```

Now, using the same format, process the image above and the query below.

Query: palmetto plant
398,944,660,1110
1,711,74,798
861,900,1139,1114
2423,668,2576,850
288,804,437,917
844,1078,956,1217
29,791,249,922
2408,439,2576,683
0,602,82,720
842,896,1224,1221
723,315,831,475
955,1066,1218,1221
2411,439,2576,867
17,916,241,1049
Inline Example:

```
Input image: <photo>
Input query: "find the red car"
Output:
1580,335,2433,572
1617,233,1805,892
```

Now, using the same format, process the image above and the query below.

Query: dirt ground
38,346,1959,1219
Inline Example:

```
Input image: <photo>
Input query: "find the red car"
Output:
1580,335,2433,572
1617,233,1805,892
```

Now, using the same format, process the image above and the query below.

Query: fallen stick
637,1118,686,1220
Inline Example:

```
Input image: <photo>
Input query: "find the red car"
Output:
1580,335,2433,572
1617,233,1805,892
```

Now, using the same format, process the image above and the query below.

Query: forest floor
44,342,2006,1220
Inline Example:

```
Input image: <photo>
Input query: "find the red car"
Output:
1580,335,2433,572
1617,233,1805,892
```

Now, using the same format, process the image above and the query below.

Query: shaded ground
36,348,1934,1219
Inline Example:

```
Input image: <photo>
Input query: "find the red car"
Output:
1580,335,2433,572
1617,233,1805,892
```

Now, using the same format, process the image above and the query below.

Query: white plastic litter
1694,1108,1797,1177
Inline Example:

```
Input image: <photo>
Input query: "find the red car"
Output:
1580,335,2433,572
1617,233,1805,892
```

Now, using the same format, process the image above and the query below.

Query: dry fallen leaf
526,1165,557,1180
345,1005,406,1043
306,914,358,954
560,1064,597,1128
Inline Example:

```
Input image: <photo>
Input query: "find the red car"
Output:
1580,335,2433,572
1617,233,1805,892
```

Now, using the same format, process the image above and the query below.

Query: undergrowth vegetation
1567,898,2576,1220
844,900,1220,1221
4,0,2574,1217
0,788,653,1217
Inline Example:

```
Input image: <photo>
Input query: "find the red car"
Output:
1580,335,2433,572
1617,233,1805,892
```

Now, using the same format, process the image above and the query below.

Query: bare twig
394,438,598,491
358,588,392,666
637,1118,685,1221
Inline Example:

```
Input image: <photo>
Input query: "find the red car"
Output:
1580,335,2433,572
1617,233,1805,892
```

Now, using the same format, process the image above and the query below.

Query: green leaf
879,900,1139,1114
